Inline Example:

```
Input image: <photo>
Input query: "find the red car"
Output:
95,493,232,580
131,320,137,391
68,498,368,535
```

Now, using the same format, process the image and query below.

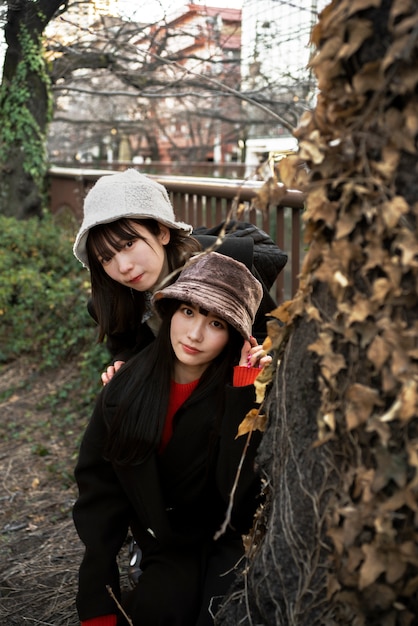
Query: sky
117,0,243,21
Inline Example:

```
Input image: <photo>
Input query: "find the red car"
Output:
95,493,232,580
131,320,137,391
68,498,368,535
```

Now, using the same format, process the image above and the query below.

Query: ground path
0,359,130,625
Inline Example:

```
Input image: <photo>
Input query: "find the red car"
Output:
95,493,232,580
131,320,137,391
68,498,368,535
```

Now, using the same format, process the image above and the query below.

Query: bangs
88,219,146,261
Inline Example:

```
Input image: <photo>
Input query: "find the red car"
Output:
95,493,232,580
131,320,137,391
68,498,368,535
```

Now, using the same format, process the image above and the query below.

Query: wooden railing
48,166,305,303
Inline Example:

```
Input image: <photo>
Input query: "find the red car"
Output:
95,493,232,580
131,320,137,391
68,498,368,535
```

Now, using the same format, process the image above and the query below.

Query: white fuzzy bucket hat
73,169,193,268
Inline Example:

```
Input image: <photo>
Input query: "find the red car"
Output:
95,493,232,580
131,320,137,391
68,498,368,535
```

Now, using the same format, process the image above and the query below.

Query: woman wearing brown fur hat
73,252,271,626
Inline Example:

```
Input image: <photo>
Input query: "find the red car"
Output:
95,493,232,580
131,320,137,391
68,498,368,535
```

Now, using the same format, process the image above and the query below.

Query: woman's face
95,221,170,292
170,303,230,383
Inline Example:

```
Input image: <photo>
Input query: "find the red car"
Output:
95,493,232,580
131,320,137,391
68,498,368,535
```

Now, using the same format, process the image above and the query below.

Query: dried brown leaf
352,60,384,94
347,545,364,573
407,440,418,468
327,526,347,555
277,154,304,188
308,333,347,385
397,229,418,267
383,29,418,72
367,334,390,370
371,147,400,180
381,196,409,229
254,360,275,404
400,541,418,567
405,101,418,139
305,304,322,322
310,34,344,67
403,575,418,597
373,448,407,491
385,554,406,585
264,320,289,353
313,250,346,287
337,19,374,60
366,416,391,446
268,300,294,324
348,0,381,16
326,573,341,600
305,187,338,227
346,295,374,324
359,543,386,589
382,364,397,394
322,353,347,384
379,490,408,517
299,135,326,165
391,347,409,378
371,278,393,304
389,0,417,23
308,332,333,357
399,379,417,422
253,177,288,210
384,107,417,152
345,383,381,430
363,239,391,272
351,466,375,502
335,212,358,239
236,408,267,437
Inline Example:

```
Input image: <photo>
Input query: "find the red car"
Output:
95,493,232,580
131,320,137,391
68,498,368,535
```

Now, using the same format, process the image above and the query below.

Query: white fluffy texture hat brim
73,169,193,268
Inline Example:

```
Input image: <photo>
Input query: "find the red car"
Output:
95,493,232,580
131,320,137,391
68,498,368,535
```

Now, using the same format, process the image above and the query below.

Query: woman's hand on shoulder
239,337,272,369
101,360,125,385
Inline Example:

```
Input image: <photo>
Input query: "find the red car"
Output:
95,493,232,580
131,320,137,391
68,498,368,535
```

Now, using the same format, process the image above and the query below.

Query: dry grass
0,359,79,624
0,359,130,625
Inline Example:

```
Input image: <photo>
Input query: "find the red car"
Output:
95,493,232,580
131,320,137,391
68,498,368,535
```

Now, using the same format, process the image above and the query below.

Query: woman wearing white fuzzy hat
73,169,199,379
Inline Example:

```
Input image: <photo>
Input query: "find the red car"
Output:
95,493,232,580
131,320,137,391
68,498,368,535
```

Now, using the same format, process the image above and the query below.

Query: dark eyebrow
199,307,209,317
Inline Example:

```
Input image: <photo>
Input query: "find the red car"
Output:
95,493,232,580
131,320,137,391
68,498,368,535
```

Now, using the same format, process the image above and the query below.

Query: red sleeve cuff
233,365,260,387
81,615,117,626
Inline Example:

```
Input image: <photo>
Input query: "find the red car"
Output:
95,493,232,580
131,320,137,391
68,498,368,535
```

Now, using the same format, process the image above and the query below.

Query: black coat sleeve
87,296,155,363
73,394,133,620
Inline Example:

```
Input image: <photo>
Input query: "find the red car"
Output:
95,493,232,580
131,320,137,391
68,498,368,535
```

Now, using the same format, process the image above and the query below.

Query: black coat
73,359,262,625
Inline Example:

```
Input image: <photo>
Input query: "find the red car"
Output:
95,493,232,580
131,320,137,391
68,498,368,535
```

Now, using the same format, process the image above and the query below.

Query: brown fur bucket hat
152,251,263,340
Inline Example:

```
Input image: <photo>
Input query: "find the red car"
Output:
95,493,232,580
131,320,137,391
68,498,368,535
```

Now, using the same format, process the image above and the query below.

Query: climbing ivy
0,21,52,191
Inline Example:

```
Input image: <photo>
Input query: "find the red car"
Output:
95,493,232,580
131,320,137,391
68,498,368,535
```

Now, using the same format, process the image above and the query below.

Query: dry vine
217,0,418,624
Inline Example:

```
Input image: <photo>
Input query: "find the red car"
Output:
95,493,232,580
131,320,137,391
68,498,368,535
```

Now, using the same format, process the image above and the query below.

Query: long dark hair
86,218,201,343
102,299,243,465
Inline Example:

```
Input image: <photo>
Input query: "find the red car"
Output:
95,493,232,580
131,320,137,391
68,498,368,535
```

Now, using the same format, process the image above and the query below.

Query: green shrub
0,213,110,485
0,212,109,408
0,213,105,365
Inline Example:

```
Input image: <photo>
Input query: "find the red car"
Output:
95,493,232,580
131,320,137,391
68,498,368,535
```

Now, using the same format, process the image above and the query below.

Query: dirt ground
0,359,130,626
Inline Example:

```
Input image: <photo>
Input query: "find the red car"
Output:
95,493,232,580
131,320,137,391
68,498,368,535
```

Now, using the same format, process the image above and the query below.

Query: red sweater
81,365,260,626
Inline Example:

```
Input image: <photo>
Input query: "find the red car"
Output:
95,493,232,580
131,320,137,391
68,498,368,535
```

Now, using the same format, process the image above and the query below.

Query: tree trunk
217,0,418,623
0,0,64,218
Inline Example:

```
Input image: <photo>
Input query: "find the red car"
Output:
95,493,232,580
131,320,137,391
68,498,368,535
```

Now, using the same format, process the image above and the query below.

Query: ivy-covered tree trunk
217,0,418,624
0,0,64,218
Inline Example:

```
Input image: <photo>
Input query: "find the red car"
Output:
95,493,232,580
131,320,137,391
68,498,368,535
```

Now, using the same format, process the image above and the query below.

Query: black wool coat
73,365,263,625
